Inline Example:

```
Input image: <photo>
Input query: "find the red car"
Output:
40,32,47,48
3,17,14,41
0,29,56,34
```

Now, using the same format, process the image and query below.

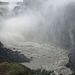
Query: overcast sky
0,0,23,2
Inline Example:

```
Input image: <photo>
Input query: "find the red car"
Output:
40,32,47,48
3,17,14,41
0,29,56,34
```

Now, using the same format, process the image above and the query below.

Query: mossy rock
0,62,59,75
0,62,32,75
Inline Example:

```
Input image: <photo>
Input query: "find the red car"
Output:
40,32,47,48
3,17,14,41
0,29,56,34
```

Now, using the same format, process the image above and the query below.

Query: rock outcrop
0,42,30,63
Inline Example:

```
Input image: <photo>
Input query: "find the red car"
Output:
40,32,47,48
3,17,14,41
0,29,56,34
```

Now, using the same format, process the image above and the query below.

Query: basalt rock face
0,42,30,63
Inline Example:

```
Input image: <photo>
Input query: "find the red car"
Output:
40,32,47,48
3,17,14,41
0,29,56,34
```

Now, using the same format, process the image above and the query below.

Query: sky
0,0,23,2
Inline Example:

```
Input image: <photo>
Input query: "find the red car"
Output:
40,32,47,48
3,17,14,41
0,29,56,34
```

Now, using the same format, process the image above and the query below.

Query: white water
0,0,74,46
0,0,75,71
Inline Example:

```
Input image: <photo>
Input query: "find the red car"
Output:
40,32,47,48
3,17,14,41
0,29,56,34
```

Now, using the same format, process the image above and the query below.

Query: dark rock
0,41,30,63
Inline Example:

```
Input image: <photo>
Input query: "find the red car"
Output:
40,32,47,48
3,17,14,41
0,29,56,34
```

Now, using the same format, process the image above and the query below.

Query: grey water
0,0,75,71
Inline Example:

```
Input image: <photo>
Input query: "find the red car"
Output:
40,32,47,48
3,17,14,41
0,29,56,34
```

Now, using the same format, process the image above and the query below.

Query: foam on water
0,0,75,70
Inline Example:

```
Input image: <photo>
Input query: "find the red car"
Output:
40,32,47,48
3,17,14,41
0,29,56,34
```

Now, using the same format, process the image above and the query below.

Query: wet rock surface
0,42,30,63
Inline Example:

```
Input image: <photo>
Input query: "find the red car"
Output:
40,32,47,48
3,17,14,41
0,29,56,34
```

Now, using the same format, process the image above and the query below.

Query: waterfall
0,0,75,69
